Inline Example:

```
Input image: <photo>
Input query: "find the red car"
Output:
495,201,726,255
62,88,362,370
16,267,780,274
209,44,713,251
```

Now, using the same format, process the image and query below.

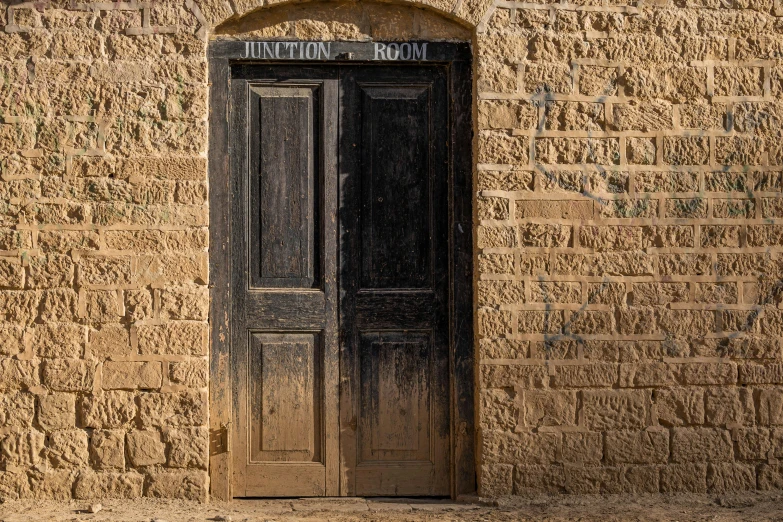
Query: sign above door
210,40,470,63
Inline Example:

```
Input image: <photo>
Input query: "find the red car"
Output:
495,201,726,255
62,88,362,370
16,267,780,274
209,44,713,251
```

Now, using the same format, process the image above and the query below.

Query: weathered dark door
229,62,452,497
339,66,450,496
230,66,340,497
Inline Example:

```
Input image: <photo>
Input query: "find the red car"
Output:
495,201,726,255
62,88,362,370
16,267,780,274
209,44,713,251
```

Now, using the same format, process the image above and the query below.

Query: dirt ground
4,493,783,522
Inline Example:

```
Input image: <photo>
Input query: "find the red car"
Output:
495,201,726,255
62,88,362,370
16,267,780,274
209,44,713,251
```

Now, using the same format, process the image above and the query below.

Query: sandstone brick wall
477,0,783,496
1,0,782,502
0,2,209,502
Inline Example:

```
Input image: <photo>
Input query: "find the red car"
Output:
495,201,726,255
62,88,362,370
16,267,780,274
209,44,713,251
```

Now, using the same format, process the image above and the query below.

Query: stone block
553,363,616,388
82,290,123,323
48,430,88,468
736,428,771,460
90,430,125,469
518,310,563,334
33,323,86,359
513,465,565,495
168,360,208,388
480,364,548,389
0,392,34,428
39,289,78,322
28,470,74,500
704,388,754,426
478,308,512,338
605,430,669,465
582,390,650,430
126,430,165,467
88,324,133,360
481,430,559,466
678,362,736,385
144,470,207,501
479,463,513,497
653,388,705,426
137,322,208,356
0,359,39,391
0,325,24,356
74,471,143,500
43,359,94,392
0,472,30,502
80,391,137,429
660,463,707,493
524,390,576,427
707,463,756,493
160,286,209,320
139,390,207,427
0,430,44,467
568,310,614,335
671,428,733,463
38,393,76,431
103,361,162,390
759,389,783,426
163,427,208,469
619,362,678,387
477,281,524,307
559,432,602,464
27,255,74,288
479,132,528,165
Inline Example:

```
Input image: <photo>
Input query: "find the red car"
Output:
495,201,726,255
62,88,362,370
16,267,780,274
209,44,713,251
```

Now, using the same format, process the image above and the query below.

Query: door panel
231,67,339,497
359,85,432,290
340,66,451,497
250,86,319,288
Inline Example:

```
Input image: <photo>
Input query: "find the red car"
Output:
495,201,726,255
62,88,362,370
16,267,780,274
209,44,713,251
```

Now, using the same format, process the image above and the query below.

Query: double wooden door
230,64,450,497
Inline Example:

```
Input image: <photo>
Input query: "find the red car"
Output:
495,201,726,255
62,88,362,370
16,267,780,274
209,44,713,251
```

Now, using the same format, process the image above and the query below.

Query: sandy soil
3,492,783,522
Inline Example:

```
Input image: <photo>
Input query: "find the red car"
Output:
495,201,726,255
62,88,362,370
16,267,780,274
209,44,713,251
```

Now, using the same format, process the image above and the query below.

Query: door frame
207,40,474,500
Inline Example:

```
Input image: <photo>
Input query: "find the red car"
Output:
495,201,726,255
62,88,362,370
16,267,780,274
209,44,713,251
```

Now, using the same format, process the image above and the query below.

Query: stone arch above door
194,0,494,37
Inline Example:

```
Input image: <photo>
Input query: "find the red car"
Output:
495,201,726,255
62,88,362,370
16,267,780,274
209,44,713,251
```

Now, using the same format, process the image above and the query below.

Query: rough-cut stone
37,393,76,431
582,390,649,430
90,430,125,470
74,471,143,500
605,430,669,465
80,391,136,429
139,391,207,428
144,470,207,501
163,427,208,469
48,430,89,468
126,430,165,467
671,428,734,463
102,361,162,390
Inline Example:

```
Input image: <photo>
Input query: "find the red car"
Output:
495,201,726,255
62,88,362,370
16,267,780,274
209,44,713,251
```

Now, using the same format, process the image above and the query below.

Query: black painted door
339,66,450,496
230,63,450,497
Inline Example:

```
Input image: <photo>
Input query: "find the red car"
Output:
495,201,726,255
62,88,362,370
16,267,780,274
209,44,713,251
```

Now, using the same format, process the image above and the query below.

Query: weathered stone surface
163,427,208,469
43,359,94,392
90,430,125,470
1,430,44,467
28,470,75,500
671,428,734,463
605,430,669,465
102,361,162,390
37,393,76,431
126,430,165,467
144,470,207,501
582,390,650,430
660,464,707,493
48,430,89,468
523,390,576,427
139,391,207,427
654,388,705,426
168,360,208,388
0,392,34,428
80,391,137,429
74,471,143,500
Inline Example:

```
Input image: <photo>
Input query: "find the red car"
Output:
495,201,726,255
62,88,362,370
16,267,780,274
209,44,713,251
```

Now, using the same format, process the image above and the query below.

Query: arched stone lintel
196,0,494,35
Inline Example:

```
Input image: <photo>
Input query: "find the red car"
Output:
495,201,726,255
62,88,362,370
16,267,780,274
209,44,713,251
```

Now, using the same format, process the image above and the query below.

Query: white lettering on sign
239,41,429,61
241,41,332,60
374,42,427,61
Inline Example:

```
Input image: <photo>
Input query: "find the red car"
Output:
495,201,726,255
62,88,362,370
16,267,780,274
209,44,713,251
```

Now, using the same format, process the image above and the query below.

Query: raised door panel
249,333,320,462
358,331,431,464
359,85,432,290
249,86,319,289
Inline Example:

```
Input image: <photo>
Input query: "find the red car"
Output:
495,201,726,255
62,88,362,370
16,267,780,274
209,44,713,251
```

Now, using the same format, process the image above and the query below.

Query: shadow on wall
214,0,472,41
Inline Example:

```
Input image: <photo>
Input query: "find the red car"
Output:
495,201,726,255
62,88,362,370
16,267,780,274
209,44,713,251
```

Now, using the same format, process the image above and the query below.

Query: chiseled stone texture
2,0,783,503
